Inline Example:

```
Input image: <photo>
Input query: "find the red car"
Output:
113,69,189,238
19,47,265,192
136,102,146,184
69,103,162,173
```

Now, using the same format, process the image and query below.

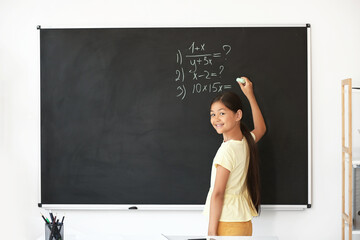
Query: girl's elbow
255,126,266,142
211,190,225,199
260,123,266,135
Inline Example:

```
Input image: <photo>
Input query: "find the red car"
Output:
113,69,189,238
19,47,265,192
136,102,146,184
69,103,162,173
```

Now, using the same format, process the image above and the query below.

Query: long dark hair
210,91,261,214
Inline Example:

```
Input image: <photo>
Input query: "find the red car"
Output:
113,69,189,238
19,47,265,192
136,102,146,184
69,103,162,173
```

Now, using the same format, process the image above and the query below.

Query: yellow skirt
217,221,252,236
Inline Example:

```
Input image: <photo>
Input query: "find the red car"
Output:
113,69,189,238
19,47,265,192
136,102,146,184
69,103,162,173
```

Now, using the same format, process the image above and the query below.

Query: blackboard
40,26,310,207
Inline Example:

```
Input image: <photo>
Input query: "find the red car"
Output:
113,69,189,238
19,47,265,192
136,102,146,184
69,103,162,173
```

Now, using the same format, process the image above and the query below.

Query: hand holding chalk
236,77,246,85
237,76,255,99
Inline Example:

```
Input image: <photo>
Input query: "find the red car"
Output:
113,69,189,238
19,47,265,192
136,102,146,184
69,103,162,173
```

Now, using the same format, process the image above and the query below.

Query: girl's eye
220,112,225,116
210,113,215,117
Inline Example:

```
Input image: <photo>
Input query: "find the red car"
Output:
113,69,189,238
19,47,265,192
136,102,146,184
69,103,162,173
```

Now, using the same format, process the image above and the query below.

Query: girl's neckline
223,137,244,143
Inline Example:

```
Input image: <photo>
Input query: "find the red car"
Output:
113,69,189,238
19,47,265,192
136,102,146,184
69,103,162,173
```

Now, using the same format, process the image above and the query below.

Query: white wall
1,0,360,239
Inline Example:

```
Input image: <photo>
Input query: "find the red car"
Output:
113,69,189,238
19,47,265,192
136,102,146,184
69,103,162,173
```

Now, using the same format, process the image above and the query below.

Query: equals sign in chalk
224,85,232,89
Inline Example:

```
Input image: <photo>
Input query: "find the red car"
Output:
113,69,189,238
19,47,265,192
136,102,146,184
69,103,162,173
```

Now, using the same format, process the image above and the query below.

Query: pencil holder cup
45,222,64,240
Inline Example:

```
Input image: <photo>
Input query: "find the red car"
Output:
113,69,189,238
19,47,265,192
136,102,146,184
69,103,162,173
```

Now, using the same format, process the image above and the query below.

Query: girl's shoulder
220,140,243,153
221,139,248,155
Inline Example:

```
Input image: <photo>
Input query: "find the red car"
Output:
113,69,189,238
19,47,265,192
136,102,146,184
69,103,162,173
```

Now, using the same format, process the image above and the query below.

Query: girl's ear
236,110,242,121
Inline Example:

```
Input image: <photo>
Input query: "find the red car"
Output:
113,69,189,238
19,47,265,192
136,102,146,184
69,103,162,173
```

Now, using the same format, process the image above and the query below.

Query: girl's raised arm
238,77,266,143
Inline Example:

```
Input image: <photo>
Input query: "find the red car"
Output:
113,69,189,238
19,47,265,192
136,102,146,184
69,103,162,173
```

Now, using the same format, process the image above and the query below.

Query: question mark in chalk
219,65,224,77
223,45,231,55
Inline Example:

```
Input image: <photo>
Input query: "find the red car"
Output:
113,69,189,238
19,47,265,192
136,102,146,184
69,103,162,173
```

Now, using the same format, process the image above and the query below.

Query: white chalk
236,77,246,84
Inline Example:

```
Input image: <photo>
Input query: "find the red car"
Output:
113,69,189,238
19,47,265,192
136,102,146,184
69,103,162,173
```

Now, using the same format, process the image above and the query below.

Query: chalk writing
192,82,232,94
175,42,232,100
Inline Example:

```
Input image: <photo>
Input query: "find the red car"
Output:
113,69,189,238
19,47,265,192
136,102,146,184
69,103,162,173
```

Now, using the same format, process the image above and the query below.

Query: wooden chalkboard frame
38,24,312,210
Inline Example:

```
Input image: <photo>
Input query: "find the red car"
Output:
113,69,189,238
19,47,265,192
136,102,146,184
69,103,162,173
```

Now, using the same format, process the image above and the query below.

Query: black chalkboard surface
40,26,310,207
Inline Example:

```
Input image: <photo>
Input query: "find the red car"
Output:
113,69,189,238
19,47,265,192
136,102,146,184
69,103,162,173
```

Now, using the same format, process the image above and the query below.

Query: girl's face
210,101,241,135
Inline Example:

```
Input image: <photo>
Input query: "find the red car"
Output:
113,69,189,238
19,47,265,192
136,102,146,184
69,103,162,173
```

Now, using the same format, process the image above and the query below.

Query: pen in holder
45,222,64,240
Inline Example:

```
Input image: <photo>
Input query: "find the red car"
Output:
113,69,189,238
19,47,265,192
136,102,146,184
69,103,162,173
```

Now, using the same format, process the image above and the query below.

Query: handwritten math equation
175,42,233,100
